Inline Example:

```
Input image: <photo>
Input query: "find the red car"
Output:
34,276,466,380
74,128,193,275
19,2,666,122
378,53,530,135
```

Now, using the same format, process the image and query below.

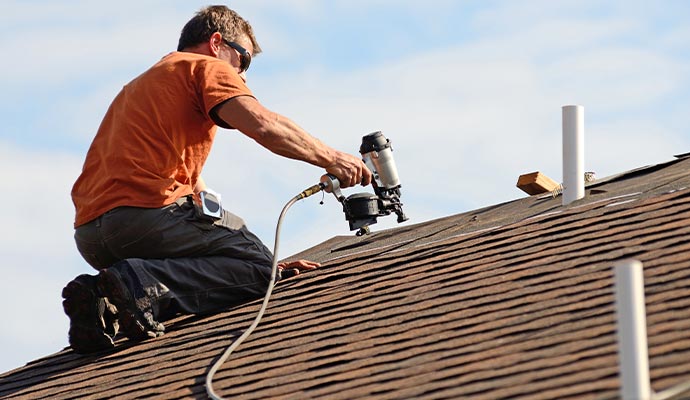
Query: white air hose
205,183,324,399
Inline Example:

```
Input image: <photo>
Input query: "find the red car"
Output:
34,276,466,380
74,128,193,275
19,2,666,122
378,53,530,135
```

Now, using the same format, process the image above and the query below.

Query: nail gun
320,131,408,236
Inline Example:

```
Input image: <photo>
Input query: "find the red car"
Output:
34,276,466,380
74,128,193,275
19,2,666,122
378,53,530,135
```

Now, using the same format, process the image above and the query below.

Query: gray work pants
74,196,274,320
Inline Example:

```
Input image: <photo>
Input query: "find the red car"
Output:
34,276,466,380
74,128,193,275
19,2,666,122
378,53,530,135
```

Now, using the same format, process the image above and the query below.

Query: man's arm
214,96,371,188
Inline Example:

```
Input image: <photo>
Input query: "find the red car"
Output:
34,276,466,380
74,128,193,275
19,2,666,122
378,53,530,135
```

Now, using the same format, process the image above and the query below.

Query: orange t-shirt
72,52,253,227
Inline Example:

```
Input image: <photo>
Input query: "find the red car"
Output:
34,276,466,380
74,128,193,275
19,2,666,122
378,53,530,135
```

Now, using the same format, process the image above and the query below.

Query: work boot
97,263,165,341
62,274,119,353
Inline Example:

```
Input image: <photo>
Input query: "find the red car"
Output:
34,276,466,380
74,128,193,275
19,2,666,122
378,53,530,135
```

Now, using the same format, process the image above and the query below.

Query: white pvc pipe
614,259,652,400
562,105,585,205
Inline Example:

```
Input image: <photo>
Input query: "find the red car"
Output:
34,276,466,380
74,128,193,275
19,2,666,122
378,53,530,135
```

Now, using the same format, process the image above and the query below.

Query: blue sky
1,0,689,373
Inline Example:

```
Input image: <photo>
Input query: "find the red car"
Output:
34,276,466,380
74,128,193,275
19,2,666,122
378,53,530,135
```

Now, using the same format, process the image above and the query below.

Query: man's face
220,35,253,82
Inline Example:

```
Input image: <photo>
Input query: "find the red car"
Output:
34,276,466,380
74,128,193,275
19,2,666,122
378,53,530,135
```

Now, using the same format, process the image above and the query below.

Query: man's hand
278,259,320,279
326,151,373,189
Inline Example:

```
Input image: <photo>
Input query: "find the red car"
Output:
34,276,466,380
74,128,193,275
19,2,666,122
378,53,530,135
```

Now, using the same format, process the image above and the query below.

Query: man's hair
177,5,262,54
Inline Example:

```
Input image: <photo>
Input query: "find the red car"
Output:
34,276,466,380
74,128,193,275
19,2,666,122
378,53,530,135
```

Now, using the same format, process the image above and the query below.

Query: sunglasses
222,39,252,73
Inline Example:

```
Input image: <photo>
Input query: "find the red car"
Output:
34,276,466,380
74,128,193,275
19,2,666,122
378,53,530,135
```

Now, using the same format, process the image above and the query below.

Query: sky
1,0,689,374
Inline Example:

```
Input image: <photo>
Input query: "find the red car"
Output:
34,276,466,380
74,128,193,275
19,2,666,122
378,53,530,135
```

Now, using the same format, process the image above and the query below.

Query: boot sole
62,275,115,353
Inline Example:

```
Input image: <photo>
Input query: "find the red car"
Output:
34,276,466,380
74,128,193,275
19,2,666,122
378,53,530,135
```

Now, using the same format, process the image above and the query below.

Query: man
63,5,372,353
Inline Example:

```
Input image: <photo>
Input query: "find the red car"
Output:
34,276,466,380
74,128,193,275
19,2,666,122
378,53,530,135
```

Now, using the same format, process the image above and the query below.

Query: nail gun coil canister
360,131,401,191
345,193,380,217
342,192,380,231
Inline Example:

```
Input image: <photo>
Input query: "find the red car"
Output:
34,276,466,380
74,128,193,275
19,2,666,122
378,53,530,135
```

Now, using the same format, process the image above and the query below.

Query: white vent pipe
614,259,652,400
562,105,585,205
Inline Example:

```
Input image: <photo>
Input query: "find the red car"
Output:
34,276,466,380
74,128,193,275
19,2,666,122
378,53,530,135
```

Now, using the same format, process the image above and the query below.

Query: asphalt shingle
2,155,690,399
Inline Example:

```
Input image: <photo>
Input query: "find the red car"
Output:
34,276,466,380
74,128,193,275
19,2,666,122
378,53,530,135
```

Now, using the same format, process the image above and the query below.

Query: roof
3,155,690,399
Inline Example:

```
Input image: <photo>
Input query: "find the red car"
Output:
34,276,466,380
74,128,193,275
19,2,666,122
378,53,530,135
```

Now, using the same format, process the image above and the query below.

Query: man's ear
208,32,223,58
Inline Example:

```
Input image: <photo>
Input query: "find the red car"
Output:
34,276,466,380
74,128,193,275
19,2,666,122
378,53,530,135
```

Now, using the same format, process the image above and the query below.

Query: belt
175,194,194,206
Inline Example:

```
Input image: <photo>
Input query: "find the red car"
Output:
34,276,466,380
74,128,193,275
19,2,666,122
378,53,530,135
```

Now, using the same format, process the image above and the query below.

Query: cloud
246,21,688,212
0,141,88,371
0,1,183,93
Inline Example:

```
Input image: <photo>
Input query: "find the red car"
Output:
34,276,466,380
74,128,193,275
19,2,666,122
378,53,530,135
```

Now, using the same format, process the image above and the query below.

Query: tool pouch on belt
198,189,223,221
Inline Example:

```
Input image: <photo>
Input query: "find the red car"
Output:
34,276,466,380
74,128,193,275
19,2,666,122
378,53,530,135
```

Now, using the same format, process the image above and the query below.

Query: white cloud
246,24,688,211
586,119,689,171
0,142,88,371
0,2,183,92
0,144,80,255
541,48,680,111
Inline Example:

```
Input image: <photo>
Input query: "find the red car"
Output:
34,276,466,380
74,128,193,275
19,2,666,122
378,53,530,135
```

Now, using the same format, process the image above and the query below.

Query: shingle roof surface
2,156,690,399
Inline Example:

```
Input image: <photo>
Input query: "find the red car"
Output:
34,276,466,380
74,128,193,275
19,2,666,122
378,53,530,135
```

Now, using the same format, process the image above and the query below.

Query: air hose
205,183,325,400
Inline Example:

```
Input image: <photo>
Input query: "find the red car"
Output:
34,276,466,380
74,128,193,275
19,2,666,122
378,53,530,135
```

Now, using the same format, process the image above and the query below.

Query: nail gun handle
320,174,345,202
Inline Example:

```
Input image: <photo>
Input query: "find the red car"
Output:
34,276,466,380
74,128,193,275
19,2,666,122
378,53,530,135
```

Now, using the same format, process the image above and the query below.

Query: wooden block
516,171,559,195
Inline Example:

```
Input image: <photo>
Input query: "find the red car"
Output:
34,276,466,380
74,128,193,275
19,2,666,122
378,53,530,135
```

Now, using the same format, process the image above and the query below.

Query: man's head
177,5,262,56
